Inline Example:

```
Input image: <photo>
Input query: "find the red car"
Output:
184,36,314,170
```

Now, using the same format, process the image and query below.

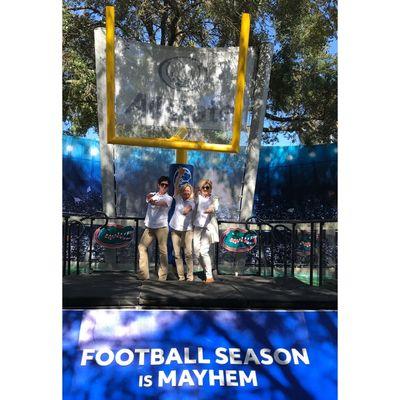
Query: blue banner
63,310,337,400
62,134,337,221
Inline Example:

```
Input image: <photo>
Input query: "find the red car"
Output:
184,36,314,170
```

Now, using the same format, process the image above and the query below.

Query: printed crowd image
62,1,337,399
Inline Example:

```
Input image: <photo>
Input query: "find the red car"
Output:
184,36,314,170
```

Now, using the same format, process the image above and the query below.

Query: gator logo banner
297,234,312,255
221,228,258,253
93,224,134,249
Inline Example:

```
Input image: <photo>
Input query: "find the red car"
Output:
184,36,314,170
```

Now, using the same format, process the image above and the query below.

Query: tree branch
263,125,294,133
165,0,181,46
168,13,181,45
160,7,168,45
66,6,102,14
65,5,127,34
265,112,309,123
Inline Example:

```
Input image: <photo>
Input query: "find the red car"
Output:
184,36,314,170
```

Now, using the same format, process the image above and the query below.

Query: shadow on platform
63,271,337,310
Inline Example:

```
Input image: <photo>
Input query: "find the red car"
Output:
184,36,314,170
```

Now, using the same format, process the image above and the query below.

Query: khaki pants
138,227,169,280
193,227,213,279
171,229,194,281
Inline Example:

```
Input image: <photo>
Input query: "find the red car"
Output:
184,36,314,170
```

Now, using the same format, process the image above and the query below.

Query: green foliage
63,3,99,135
266,0,337,144
62,0,337,144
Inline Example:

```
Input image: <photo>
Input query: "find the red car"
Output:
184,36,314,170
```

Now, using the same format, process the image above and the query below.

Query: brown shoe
204,278,214,283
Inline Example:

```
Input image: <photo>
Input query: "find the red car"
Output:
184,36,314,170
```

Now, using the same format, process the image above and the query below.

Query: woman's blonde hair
197,179,213,194
179,183,194,199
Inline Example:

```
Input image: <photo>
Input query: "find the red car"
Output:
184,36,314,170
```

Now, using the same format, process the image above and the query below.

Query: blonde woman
193,178,219,283
169,168,196,281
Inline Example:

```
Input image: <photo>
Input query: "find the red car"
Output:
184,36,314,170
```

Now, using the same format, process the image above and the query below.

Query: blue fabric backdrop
62,135,337,220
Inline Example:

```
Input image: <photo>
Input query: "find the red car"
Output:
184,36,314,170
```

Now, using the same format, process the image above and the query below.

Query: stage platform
63,271,337,310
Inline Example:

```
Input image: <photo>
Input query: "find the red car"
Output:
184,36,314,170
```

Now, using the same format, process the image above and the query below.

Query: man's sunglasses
160,183,169,187
202,185,211,190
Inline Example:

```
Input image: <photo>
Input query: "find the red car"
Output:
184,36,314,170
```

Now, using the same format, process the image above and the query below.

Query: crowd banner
63,310,337,400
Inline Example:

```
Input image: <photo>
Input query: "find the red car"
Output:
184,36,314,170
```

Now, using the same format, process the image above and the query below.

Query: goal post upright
105,6,115,145
231,12,251,153
104,5,251,157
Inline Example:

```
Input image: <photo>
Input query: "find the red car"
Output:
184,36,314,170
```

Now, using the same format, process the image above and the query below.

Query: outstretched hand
146,193,154,202
182,205,192,215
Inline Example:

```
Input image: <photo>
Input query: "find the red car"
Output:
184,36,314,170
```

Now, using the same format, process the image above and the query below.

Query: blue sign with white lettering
63,310,337,400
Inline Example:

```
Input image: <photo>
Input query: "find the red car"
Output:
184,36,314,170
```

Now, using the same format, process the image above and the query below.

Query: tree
63,2,100,135
63,0,337,144
265,0,337,145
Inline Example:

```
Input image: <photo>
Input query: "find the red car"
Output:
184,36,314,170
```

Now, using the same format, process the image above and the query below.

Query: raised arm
174,168,185,197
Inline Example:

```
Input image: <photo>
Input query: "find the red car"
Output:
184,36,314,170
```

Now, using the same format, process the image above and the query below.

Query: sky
328,37,337,56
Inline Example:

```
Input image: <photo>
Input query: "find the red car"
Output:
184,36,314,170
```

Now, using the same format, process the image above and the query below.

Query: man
138,176,173,280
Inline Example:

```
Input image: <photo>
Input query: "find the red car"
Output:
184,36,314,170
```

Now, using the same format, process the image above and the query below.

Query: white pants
193,227,213,279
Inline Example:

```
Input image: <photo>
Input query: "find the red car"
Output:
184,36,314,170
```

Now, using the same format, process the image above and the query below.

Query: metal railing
63,212,337,287
217,218,337,286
